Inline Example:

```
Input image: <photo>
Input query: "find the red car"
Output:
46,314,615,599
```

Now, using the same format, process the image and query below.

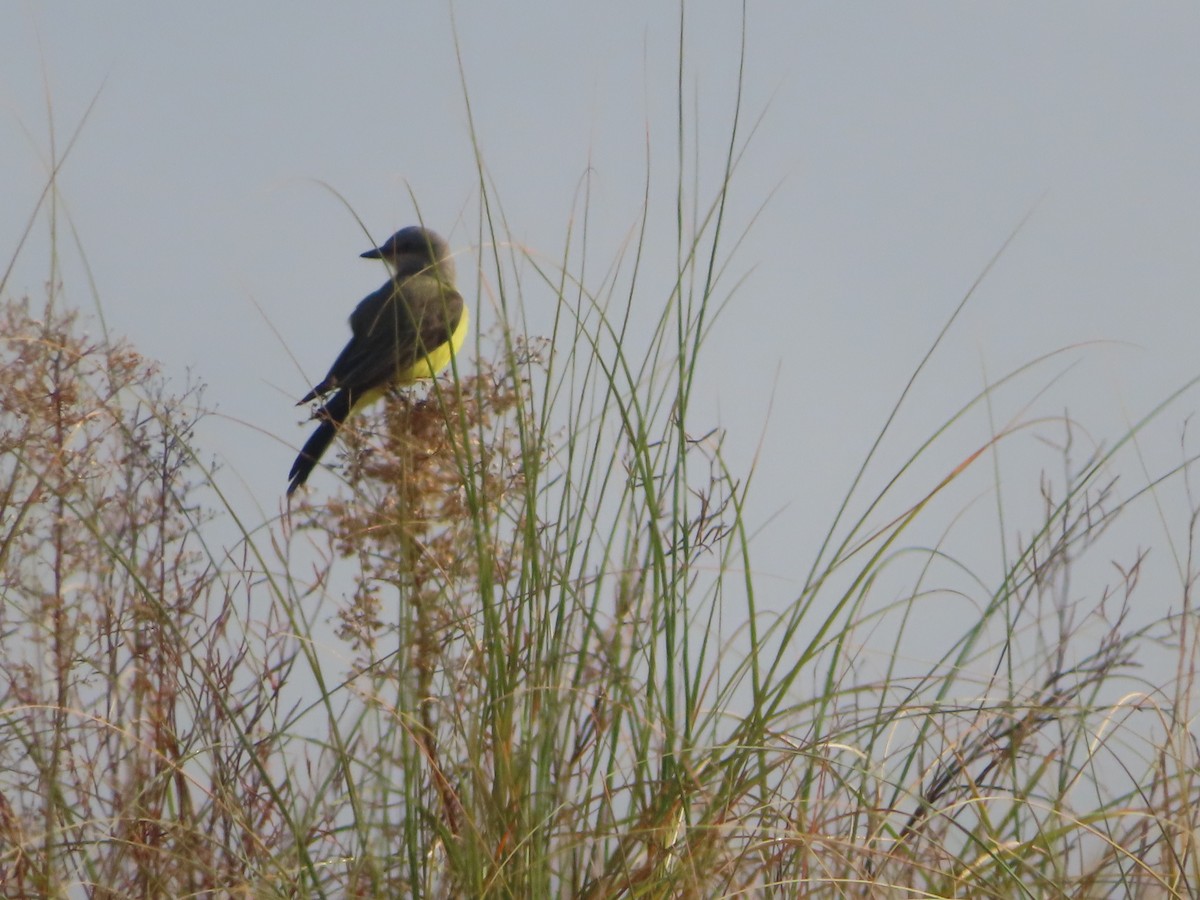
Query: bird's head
361,226,454,282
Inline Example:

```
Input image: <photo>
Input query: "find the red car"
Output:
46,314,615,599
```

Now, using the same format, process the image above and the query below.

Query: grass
4,9,1200,898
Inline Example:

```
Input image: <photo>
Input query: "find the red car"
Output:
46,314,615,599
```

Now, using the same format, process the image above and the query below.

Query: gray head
361,226,454,281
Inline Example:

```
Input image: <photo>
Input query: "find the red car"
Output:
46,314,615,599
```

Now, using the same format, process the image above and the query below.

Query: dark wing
297,279,391,403
331,274,462,393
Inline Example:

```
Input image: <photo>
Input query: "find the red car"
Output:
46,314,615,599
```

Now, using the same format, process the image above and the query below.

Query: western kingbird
287,226,468,495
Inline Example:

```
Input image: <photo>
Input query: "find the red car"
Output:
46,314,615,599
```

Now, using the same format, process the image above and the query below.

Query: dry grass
2,277,1199,897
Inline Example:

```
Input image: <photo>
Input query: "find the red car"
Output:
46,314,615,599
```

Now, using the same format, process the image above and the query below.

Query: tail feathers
287,389,355,495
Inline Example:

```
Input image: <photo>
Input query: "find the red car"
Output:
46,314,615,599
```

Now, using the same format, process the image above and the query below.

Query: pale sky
5,4,1200,667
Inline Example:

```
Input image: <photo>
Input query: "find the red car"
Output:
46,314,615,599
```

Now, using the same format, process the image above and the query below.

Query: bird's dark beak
360,247,383,259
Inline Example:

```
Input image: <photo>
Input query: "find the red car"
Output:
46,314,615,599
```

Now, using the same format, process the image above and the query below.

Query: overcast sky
5,4,1200,669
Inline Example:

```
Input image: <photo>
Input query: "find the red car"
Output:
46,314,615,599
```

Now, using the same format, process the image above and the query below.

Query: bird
287,226,468,495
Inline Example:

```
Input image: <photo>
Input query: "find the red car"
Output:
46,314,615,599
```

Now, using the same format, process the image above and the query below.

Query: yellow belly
398,303,469,384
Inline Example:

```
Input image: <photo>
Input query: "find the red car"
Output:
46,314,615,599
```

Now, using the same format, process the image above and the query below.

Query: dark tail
288,389,354,495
